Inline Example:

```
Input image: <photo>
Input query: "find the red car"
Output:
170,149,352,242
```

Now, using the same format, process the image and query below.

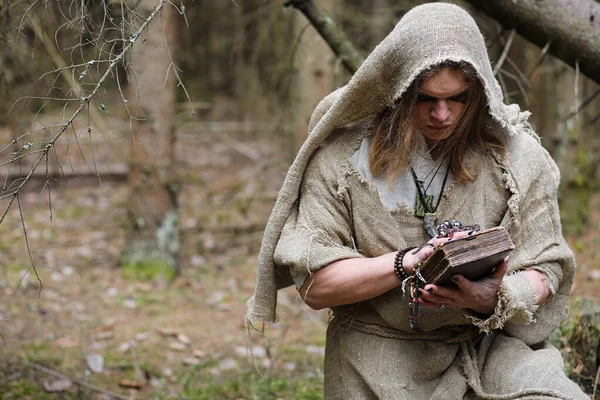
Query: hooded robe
247,3,587,399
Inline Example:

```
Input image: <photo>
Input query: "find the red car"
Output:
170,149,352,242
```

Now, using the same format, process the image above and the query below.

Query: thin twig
563,85,600,121
15,193,42,299
574,60,580,123
3,0,169,203
493,29,515,76
527,40,552,78
1,358,131,400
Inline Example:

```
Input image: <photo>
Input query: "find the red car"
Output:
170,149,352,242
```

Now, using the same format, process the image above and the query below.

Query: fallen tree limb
464,0,600,85
1,358,131,400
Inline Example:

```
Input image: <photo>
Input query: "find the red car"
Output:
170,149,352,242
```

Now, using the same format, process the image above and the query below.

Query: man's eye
449,94,467,104
417,95,434,103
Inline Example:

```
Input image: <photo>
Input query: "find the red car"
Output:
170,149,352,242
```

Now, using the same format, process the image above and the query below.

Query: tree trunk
463,0,600,85
122,0,179,278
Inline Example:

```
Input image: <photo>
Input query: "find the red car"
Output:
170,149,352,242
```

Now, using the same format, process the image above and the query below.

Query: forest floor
0,116,598,399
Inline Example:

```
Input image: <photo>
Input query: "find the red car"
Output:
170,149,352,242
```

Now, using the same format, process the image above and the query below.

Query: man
247,3,587,399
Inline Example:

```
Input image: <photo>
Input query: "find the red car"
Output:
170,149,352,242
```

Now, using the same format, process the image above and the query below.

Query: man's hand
418,258,509,315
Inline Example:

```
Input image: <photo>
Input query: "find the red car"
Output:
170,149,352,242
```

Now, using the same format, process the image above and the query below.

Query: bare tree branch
464,0,600,85
284,0,364,74
493,29,516,76
1,358,131,400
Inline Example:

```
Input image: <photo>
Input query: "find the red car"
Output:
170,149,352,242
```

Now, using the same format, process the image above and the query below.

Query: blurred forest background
0,0,598,398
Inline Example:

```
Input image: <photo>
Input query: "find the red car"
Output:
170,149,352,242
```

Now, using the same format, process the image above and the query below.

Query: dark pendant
424,213,438,238
414,193,434,218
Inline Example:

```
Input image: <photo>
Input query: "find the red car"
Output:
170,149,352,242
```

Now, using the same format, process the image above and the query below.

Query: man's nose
431,100,450,122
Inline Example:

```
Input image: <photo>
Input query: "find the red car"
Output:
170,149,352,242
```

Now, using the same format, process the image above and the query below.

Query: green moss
0,379,75,400
20,342,62,367
121,258,175,281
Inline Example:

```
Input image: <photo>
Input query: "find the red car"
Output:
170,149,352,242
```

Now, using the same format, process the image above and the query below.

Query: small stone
123,299,137,309
182,357,201,366
190,254,206,267
261,358,272,369
50,272,64,282
283,362,297,371
77,246,92,257
106,287,118,297
234,345,266,358
218,358,237,371
252,346,267,358
169,342,186,351
43,378,72,393
234,346,247,357
95,331,114,341
177,334,191,345
149,377,162,388
62,266,75,276
162,367,173,377
86,354,104,373
118,341,133,353
91,342,106,350
207,291,226,305
204,235,216,250
135,332,149,341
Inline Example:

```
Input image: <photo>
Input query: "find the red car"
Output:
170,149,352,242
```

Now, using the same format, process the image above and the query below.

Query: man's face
415,68,469,141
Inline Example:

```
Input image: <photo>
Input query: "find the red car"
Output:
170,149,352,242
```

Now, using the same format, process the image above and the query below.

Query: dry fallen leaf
118,379,145,389
56,336,79,348
158,328,177,337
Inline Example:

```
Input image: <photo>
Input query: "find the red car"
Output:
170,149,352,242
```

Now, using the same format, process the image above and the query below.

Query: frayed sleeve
274,147,364,289
465,146,575,345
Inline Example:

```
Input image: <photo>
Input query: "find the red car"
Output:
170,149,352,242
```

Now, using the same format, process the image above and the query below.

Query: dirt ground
0,117,598,399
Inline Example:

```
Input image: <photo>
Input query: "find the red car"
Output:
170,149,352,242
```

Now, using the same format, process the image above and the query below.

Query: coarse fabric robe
247,3,586,399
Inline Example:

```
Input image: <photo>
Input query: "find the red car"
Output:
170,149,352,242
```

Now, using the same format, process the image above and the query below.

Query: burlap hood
247,3,568,338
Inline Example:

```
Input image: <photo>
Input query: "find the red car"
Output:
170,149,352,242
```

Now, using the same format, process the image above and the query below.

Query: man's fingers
450,274,475,292
417,298,440,308
420,287,458,303
492,257,509,278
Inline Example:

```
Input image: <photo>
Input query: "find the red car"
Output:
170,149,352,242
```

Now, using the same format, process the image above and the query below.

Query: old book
419,226,515,286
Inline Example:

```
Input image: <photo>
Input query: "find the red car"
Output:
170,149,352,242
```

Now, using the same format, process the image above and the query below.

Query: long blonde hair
369,61,504,184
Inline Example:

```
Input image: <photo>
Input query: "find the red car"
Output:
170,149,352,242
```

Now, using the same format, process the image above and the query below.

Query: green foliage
550,297,600,394
559,186,591,236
